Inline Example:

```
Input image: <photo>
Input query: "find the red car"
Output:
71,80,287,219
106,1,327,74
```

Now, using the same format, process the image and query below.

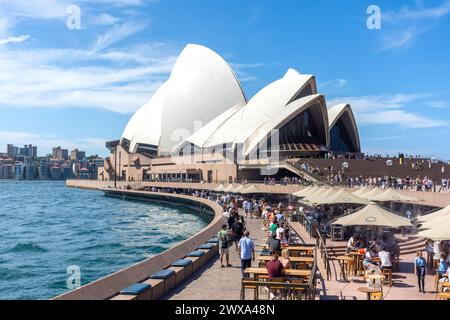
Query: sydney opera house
102,44,361,183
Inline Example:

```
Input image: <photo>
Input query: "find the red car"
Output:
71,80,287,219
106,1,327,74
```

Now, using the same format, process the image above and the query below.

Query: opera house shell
121,44,361,161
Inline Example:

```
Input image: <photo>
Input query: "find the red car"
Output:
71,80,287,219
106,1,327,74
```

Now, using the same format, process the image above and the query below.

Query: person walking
217,224,231,268
414,251,427,293
238,230,255,278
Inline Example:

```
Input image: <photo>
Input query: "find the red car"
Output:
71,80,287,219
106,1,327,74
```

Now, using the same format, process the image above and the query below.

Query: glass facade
278,104,324,145
330,117,357,152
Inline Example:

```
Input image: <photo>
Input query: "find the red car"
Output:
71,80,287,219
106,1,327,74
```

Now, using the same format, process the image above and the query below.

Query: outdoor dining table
256,256,314,263
440,282,450,292
244,267,311,280
261,244,314,254
336,256,353,282
357,286,383,300
438,292,450,300
348,252,365,276
365,274,385,287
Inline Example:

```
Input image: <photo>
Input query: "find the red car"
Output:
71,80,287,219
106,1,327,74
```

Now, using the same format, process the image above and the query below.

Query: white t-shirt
347,237,355,248
276,227,285,240
379,251,392,267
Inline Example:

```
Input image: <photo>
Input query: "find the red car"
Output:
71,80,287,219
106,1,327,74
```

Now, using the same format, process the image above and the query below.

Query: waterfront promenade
164,218,266,300
65,180,450,300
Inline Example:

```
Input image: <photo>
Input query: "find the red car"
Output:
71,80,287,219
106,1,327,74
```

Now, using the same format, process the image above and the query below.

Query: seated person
363,249,375,269
280,232,289,247
347,234,357,252
378,247,392,271
279,249,291,269
266,253,285,280
269,233,281,255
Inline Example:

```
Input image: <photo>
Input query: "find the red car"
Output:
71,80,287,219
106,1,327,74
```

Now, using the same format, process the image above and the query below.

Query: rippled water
0,181,210,300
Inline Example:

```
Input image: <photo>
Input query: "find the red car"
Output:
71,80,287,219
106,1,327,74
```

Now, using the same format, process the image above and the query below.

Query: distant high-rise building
61,149,69,160
70,149,86,161
70,149,78,161
7,144,19,156
19,144,34,157
32,146,38,158
52,146,62,159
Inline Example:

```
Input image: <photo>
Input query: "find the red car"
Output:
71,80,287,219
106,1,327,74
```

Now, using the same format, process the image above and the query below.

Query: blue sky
0,0,449,159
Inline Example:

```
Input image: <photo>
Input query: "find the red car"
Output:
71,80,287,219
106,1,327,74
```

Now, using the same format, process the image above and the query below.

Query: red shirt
266,259,284,279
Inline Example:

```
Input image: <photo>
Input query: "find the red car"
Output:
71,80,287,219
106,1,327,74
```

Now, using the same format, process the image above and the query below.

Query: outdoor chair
382,269,393,287
267,277,287,300
370,290,384,300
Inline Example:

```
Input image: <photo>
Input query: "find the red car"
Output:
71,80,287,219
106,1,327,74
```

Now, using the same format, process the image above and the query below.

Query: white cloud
328,93,448,129
87,13,121,26
0,45,178,114
0,34,29,45
92,21,149,51
426,100,449,109
379,1,450,51
320,79,348,90
357,110,445,128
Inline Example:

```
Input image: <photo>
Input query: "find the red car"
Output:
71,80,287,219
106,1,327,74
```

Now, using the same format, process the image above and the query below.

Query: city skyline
0,0,449,159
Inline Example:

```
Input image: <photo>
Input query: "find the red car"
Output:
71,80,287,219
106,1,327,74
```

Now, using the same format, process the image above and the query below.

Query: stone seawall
55,184,224,300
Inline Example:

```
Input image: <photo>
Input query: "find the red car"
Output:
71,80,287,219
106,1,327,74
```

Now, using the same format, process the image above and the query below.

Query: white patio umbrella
369,188,418,203
352,187,368,197
292,186,313,197
314,189,369,206
358,187,385,201
233,184,248,194
418,222,450,241
214,184,226,192
304,187,336,205
223,184,238,193
418,205,450,223
241,184,264,194
332,202,413,228
298,186,327,203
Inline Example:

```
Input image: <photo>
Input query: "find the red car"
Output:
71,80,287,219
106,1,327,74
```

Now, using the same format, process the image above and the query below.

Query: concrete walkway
288,222,441,301
164,218,266,300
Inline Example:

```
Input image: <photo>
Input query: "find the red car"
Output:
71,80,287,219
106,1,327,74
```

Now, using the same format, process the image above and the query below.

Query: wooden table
357,287,383,300
348,252,365,276
440,282,450,292
438,292,450,300
257,256,314,263
365,274,384,287
336,256,353,282
244,267,311,279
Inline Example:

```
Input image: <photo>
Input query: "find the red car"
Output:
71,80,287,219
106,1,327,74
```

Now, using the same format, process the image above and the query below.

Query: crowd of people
332,175,449,192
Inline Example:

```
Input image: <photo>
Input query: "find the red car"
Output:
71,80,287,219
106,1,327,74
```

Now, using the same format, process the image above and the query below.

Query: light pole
342,162,349,187
114,144,117,189
431,157,438,192
386,159,393,188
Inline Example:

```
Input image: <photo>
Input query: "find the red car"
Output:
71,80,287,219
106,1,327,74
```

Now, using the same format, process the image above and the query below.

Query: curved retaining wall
53,188,224,300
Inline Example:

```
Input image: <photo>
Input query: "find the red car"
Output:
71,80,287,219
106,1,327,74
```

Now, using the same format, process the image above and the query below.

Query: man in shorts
218,224,231,268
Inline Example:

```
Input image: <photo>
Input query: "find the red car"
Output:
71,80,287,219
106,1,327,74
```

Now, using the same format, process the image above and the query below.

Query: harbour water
0,181,210,300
